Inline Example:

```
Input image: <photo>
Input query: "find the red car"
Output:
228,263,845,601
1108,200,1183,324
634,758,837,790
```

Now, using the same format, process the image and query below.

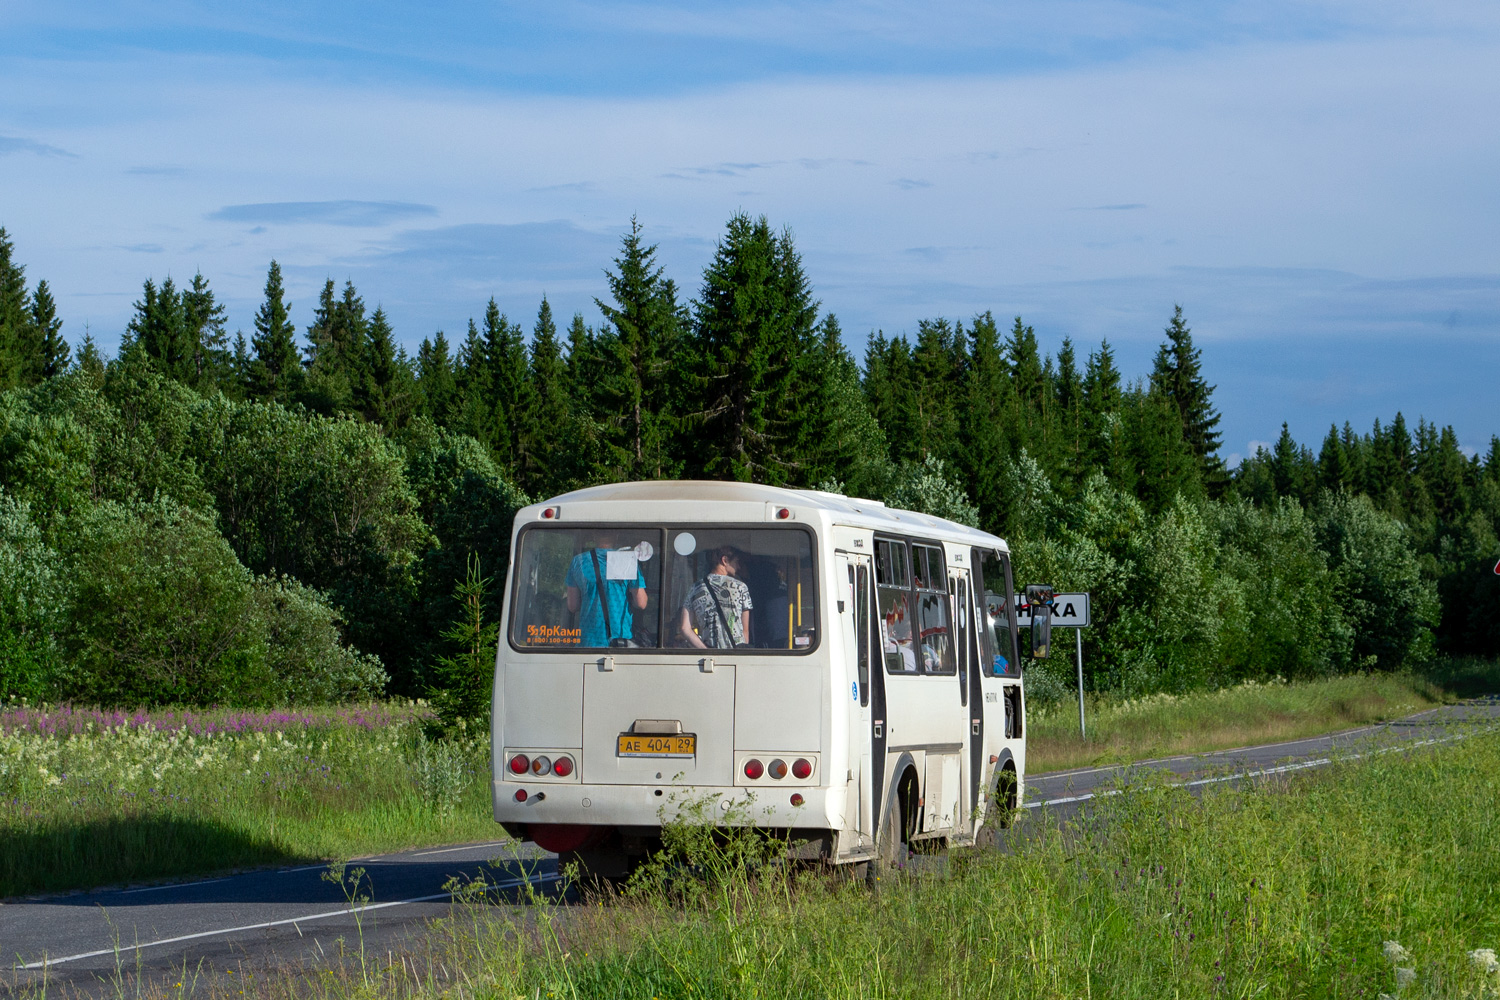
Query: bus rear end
492,501,830,872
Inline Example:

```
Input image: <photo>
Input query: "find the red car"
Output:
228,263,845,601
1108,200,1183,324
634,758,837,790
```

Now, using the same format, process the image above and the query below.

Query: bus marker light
551,756,574,777
768,758,788,780
541,507,557,519
514,789,527,802
792,758,813,779
509,754,530,774
531,755,552,775
743,758,764,780
776,507,791,519
790,793,805,807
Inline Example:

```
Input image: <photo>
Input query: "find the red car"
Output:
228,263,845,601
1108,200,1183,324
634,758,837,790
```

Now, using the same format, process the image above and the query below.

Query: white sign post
1017,593,1092,740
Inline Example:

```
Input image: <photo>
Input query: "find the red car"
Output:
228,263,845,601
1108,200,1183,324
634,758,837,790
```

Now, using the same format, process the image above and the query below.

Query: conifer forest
1,215,1496,708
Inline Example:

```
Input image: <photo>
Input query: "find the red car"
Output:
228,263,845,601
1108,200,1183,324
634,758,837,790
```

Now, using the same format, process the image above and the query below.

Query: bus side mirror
1025,584,1054,660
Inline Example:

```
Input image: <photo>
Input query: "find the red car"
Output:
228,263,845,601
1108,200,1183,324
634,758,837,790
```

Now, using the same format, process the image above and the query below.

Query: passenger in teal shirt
565,545,648,647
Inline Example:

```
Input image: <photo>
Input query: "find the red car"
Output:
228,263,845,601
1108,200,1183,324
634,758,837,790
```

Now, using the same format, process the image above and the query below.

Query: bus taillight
790,793,805,807
508,754,530,774
531,755,552,775
514,789,528,802
792,758,813,779
551,756,574,777
743,758,764,780
768,758,788,780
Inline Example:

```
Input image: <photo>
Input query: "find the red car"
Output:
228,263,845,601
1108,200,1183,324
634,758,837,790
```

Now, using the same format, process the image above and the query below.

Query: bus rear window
510,525,817,653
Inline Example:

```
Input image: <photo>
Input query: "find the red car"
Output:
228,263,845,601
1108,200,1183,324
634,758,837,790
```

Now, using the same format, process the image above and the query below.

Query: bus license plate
617,734,697,758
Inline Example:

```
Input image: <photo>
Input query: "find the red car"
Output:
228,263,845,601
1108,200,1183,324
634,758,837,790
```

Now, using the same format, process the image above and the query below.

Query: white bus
491,481,1026,877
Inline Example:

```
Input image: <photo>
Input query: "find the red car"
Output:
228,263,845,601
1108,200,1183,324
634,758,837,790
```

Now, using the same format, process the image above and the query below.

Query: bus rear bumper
493,781,839,833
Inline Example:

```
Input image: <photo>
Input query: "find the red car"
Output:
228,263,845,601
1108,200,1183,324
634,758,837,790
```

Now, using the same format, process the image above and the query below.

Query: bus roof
531,480,1009,552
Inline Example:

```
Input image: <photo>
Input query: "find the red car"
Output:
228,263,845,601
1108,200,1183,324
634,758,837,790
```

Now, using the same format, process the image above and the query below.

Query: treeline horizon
2,217,1497,707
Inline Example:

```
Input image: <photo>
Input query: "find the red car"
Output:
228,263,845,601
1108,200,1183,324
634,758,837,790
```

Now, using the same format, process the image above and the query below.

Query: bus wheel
867,780,913,888
975,764,1018,848
558,847,634,893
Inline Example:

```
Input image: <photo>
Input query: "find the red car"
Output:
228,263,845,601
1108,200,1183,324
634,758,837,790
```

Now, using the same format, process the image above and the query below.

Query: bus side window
875,538,916,673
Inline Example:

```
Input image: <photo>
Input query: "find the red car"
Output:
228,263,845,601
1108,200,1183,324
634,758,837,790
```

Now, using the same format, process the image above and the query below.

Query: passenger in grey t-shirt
678,546,753,649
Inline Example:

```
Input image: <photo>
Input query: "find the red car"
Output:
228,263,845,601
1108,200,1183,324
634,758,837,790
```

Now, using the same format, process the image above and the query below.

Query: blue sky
2,1,1497,464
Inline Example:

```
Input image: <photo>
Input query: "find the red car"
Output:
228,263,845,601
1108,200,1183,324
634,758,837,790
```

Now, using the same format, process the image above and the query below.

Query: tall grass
1028,671,1450,773
0,703,494,898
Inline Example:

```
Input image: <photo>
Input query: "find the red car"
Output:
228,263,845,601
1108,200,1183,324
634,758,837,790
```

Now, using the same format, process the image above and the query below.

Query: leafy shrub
252,575,388,703
882,454,979,527
1312,489,1436,669
58,498,262,705
0,492,62,698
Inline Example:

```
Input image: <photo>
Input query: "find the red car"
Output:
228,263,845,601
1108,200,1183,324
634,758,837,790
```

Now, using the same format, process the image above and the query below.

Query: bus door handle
700,657,715,673
599,656,615,672
873,721,883,739
971,719,982,736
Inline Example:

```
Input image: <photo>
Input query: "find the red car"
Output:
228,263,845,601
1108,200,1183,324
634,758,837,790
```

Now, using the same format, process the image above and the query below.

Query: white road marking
410,841,509,858
121,877,230,894
17,873,559,971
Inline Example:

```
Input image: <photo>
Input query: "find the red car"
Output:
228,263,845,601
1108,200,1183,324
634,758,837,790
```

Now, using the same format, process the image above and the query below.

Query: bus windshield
510,525,818,653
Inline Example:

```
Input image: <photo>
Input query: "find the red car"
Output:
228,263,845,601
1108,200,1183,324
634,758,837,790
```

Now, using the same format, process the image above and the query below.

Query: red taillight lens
743,758,764,780
508,754,530,774
531,755,552,775
514,789,528,802
541,507,556,519
768,758,788,780
551,756,573,777
776,507,790,519
790,793,805,807
792,758,813,779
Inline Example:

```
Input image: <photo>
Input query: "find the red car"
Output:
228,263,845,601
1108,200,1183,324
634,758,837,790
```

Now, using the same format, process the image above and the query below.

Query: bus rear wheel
867,779,915,887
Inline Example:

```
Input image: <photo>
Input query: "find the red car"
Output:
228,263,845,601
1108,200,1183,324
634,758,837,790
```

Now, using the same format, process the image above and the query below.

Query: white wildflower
1394,967,1416,989
1471,949,1500,974
1384,941,1411,963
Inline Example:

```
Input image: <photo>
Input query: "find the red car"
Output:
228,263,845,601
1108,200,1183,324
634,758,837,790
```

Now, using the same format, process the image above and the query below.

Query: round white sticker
673,532,697,556
634,540,655,562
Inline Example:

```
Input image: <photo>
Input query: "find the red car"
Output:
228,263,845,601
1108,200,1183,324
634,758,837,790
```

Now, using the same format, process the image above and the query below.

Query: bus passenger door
837,552,880,848
953,571,983,835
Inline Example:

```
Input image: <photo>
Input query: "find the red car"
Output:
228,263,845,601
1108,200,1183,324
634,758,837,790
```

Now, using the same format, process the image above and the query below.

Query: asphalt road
5,698,1497,995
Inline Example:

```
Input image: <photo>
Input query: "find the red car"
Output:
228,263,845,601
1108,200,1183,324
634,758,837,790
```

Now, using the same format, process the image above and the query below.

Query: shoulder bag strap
589,549,616,644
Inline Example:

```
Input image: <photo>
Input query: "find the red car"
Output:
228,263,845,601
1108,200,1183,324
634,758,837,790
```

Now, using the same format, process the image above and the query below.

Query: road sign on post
1016,591,1092,739
1015,593,1090,628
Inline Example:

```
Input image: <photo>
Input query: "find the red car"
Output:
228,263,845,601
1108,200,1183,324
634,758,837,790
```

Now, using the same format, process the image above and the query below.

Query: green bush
1313,489,1437,669
252,574,388,703
0,492,62,698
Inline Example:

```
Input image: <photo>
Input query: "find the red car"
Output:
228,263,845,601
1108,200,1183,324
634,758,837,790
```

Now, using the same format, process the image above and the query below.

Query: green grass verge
0,707,498,898
294,721,1500,1000
1026,670,1466,774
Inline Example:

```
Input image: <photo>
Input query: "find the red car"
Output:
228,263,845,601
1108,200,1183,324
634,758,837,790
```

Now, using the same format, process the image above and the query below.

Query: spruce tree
958,311,1014,534
416,332,457,425
802,314,889,496
686,213,818,483
248,260,301,403
128,276,192,380
911,318,961,464
594,217,685,481
74,329,105,382
0,227,29,389
1151,305,1224,490
361,306,412,425
481,298,530,474
1005,316,1045,408
1317,424,1348,492
29,279,68,380
518,296,579,495
865,333,921,465
182,272,229,390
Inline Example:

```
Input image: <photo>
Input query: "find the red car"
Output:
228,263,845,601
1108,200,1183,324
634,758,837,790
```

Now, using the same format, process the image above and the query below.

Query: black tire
975,764,1018,849
867,775,913,887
